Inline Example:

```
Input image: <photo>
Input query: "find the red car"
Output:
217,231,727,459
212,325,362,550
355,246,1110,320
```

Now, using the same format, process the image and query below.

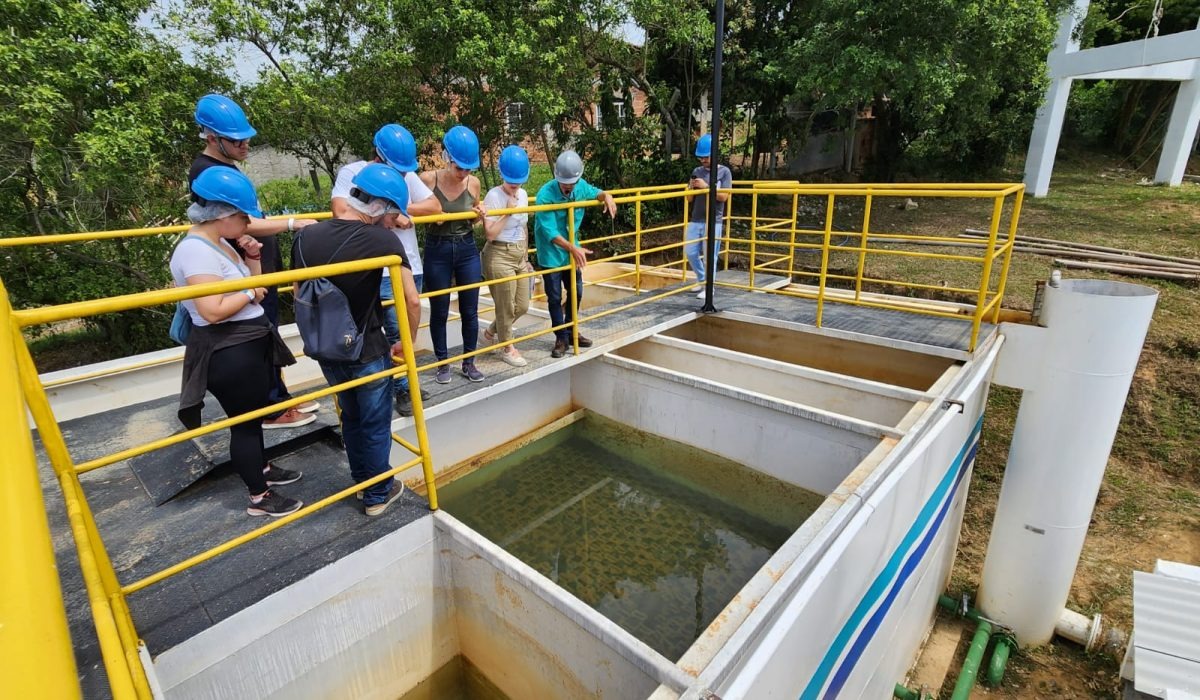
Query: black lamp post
701,0,725,312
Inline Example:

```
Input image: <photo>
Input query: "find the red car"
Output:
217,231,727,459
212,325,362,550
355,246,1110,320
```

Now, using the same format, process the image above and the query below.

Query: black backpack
294,228,365,363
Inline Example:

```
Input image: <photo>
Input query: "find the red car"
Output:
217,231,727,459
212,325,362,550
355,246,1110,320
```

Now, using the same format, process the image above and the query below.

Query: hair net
187,200,242,224
347,194,396,219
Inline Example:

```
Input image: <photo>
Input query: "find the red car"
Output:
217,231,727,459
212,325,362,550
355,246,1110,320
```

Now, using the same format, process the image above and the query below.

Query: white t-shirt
332,160,431,277
169,236,264,326
483,185,529,244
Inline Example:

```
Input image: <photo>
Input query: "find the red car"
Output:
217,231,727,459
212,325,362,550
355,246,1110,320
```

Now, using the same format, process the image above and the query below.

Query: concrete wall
153,518,455,700
571,354,883,496
150,512,685,700
683,341,1000,700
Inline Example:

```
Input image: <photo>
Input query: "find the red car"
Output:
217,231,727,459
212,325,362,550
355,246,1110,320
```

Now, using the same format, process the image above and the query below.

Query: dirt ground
797,151,1200,698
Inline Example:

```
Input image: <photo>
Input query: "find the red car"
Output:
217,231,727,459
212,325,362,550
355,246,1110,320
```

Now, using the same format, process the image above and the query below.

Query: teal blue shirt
533,178,602,269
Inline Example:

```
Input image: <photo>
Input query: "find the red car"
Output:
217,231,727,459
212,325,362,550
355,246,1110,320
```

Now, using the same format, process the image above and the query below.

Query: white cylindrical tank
979,278,1158,645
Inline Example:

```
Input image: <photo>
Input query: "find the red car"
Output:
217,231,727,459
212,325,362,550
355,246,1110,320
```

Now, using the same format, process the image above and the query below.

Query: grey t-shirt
688,164,732,223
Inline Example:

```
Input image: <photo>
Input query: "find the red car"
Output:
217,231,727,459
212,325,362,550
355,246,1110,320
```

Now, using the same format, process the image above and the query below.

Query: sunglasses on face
220,137,250,148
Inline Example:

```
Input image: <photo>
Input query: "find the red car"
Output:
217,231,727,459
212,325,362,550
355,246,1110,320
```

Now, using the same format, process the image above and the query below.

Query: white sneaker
696,289,707,299
500,347,528,367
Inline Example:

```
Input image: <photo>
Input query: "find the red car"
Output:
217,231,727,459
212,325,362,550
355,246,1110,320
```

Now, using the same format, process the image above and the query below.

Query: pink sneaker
262,408,317,430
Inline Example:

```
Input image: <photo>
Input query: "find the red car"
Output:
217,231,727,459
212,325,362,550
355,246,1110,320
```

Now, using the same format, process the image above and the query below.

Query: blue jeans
424,236,481,361
380,274,423,394
685,222,723,283
543,268,583,342
318,354,394,505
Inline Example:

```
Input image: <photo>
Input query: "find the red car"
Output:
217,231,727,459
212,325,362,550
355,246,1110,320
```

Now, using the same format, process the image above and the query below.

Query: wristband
242,289,256,303
287,217,296,233
244,252,261,260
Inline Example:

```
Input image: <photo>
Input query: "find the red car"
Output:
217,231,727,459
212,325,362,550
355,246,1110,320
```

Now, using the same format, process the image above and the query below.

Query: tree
782,0,1069,177
0,0,223,354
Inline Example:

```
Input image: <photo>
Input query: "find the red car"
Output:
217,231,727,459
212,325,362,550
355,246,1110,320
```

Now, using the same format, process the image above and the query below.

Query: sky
140,3,646,86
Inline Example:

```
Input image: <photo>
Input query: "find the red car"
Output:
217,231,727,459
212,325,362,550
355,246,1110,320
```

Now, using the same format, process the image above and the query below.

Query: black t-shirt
292,218,410,362
188,154,282,275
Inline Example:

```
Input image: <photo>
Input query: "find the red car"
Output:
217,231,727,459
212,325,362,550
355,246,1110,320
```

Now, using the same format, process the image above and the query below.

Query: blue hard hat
695,134,712,158
352,163,410,216
194,94,257,141
374,124,419,172
497,145,530,184
191,167,263,218
442,125,480,170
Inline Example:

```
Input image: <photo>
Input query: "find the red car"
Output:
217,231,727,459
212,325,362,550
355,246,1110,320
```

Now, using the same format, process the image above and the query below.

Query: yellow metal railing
1,256,436,699
0,179,1022,698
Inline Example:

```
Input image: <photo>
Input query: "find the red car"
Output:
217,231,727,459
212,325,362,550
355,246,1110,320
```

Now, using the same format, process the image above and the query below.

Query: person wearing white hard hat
532,149,617,359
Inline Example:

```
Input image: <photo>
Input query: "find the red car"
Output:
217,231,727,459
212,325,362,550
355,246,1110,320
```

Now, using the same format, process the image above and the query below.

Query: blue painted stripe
799,415,984,700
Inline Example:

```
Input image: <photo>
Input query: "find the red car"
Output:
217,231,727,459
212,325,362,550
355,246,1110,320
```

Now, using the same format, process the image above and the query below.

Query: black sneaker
262,463,302,486
365,482,406,517
246,490,302,517
395,391,413,417
551,339,568,358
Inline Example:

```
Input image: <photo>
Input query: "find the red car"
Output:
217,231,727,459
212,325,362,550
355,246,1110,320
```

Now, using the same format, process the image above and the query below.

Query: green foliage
786,0,1068,175
256,175,331,214
1066,81,1123,144
0,0,226,355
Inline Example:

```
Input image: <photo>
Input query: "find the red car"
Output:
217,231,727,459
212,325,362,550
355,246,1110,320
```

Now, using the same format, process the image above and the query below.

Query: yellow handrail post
11,331,149,699
388,264,438,510
970,197,1006,351
750,190,759,288
0,283,83,700
635,191,643,293
568,206,580,355
722,191,733,272
680,194,691,281
787,192,799,283
816,194,835,328
854,192,874,301
990,188,1024,324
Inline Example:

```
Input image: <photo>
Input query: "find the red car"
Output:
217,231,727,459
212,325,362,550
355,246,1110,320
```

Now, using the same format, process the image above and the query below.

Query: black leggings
208,335,272,495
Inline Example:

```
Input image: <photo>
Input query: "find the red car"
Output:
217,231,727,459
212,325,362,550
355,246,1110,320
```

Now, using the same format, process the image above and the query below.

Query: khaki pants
482,240,531,343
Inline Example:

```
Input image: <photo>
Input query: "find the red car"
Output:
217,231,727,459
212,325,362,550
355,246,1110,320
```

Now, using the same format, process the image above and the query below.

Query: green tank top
428,172,477,238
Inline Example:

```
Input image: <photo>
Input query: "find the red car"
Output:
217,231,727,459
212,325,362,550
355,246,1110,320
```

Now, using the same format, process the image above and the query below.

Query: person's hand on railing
571,245,592,269
599,192,618,218
393,213,413,229
472,201,488,219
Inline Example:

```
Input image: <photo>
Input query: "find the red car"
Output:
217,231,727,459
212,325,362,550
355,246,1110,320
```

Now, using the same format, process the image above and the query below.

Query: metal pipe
893,683,922,700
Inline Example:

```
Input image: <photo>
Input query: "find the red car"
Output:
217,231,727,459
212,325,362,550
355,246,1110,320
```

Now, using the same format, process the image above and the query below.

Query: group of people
171,93,736,519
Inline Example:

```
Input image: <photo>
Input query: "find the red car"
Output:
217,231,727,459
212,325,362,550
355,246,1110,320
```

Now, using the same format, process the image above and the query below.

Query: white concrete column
1024,78,1075,198
1024,0,1087,197
1154,64,1200,185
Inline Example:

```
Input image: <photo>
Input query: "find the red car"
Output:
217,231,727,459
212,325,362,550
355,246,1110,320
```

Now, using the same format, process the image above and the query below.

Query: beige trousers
482,240,531,343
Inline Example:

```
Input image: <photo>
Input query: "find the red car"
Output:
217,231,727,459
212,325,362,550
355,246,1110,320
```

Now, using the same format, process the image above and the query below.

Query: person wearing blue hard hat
293,163,420,517
331,123,444,417
533,149,618,358
189,93,319,428
418,124,489,385
480,145,534,368
171,166,303,518
684,133,731,298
